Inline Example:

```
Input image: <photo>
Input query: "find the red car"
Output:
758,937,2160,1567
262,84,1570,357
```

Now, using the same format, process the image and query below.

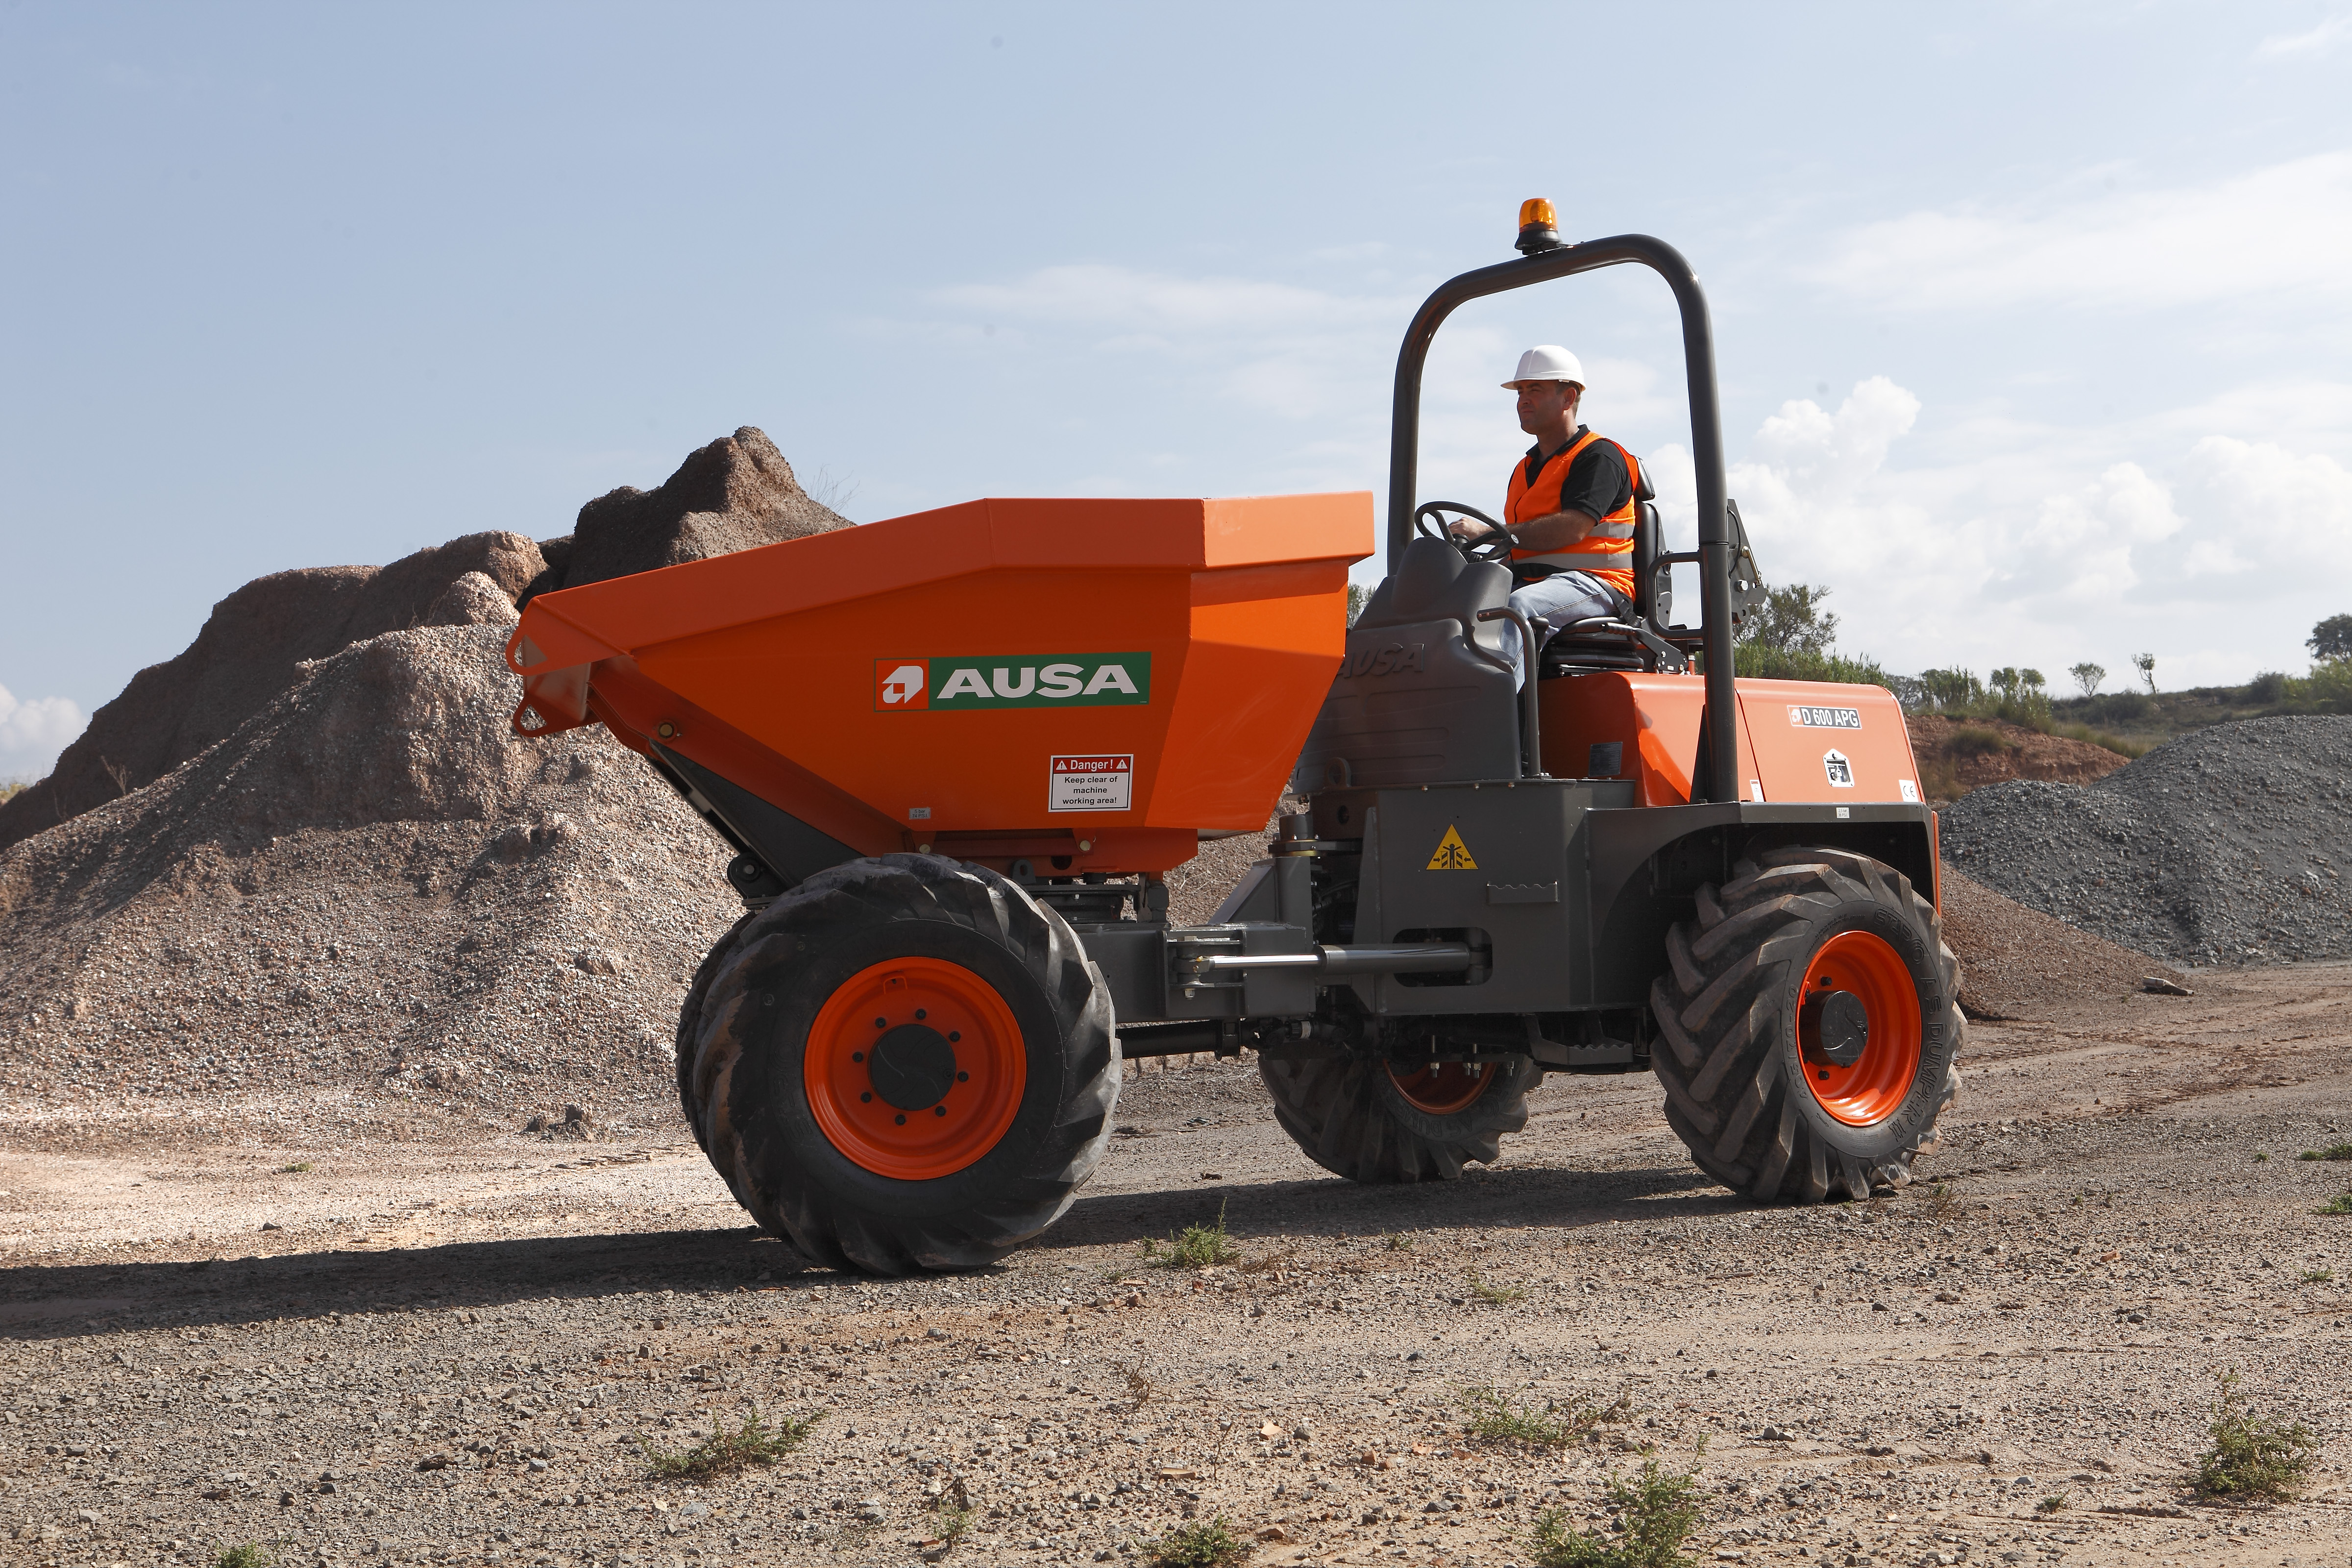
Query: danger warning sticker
1049,754,1132,812
1425,825,1478,870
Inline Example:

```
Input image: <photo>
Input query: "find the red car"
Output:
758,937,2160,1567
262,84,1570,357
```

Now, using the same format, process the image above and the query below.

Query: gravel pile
0,623,741,1116
1939,715,2352,965
1936,867,2185,1020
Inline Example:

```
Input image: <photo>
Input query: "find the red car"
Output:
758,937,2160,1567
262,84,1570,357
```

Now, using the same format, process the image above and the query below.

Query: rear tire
676,854,1120,1274
1260,1051,1535,1182
676,911,753,1145
1651,846,1964,1202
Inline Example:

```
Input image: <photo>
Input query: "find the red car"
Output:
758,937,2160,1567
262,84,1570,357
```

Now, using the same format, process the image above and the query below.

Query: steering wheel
1414,501,1515,564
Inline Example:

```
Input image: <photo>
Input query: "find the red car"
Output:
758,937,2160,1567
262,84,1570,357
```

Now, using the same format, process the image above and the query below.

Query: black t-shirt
1520,427,1633,520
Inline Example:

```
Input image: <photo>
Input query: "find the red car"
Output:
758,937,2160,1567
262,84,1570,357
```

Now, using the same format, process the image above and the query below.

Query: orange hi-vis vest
1505,430,1640,600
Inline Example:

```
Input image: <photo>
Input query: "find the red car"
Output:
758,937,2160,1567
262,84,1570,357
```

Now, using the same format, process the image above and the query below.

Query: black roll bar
1385,235,1738,806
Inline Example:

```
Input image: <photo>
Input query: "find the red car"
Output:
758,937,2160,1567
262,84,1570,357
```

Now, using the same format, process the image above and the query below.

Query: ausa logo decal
1425,825,1478,870
874,654,1151,711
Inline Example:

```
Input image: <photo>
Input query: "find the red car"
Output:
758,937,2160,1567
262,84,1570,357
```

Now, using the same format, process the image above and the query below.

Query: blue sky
4,1,2351,777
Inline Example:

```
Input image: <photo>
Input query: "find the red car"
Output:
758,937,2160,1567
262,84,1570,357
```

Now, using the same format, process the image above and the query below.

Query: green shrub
215,1548,277,1568
1732,643,1892,688
2299,1143,2352,1161
2284,658,2352,713
2193,1370,2314,1501
1144,1200,1240,1268
2064,689,2154,727
1459,1383,1620,1446
1142,1519,1252,1568
1527,1450,1708,1568
1909,666,1984,712
1945,726,2014,758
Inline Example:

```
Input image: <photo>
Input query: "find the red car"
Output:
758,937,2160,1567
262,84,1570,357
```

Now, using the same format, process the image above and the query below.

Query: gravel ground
1940,716,2352,966
4,967,2350,1568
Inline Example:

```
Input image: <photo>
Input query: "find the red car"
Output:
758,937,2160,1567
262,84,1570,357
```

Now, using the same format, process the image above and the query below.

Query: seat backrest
1292,537,1522,790
1633,500,1668,624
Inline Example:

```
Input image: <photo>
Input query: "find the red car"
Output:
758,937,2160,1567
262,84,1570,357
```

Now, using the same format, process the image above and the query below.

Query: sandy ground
4,970,2352,1568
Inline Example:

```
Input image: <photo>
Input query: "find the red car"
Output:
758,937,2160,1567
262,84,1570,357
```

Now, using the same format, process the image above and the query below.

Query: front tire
1650,846,1964,1201
1260,1051,1535,1183
676,855,1120,1274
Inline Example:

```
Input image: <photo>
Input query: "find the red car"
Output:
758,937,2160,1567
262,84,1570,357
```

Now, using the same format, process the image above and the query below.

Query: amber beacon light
1515,197,1563,254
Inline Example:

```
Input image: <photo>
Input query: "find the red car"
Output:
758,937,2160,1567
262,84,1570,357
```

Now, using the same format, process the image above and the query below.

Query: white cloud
1812,151,2352,313
0,684,85,781
1714,377,2352,687
2255,14,2352,57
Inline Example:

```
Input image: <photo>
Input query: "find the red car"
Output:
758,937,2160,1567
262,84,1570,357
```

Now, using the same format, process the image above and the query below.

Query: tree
2308,615,2352,661
2070,661,2106,698
1913,668,1984,711
2132,651,2156,694
1738,583,1838,656
1345,583,1367,627
2020,669,2046,693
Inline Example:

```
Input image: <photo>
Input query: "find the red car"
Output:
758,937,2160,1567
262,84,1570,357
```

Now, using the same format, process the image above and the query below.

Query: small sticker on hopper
1050,754,1132,811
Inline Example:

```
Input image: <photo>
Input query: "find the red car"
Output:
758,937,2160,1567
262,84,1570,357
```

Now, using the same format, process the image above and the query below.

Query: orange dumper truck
507,204,1962,1274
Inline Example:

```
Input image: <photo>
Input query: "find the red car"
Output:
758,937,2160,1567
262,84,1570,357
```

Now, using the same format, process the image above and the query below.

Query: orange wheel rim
1795,930,1923,1127
1387,1060,1493,1116
804,956,1027,1180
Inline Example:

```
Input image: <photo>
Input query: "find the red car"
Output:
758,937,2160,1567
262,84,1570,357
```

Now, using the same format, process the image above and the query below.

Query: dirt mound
1939,715,2352,965
0,624,741,1115
0,533,545,853
1906,714,2128,801
525,425,851,598
1937,865,2188,1020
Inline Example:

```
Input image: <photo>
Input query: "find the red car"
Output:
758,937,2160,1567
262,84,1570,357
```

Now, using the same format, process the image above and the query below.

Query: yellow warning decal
1425,825,1477,870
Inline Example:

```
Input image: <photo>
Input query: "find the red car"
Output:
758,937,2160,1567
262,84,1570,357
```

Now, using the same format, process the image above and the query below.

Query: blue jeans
1499,570,1620,688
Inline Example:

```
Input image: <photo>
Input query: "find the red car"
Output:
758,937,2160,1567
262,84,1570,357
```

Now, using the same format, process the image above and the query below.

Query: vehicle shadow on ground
0,1225,808,1343
0,1163,1740,1341
1044,1161,1742,1256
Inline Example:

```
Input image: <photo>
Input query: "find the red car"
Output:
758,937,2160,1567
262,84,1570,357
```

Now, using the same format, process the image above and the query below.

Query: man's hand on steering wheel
1414,501,1516,563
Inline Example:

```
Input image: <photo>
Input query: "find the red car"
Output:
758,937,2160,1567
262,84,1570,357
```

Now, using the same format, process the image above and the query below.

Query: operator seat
1536,490,1671,677
1291,537,1522,790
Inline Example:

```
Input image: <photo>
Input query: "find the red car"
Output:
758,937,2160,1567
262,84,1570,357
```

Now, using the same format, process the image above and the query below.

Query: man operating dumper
1449,345,1645,686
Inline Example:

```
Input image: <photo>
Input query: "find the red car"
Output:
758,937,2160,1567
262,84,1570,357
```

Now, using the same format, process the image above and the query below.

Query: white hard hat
1503,345,1585,389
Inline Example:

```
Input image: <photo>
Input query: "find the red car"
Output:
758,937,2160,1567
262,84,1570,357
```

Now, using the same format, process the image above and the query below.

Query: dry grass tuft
637,1408,824,1481
1465,1266,1525,1305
